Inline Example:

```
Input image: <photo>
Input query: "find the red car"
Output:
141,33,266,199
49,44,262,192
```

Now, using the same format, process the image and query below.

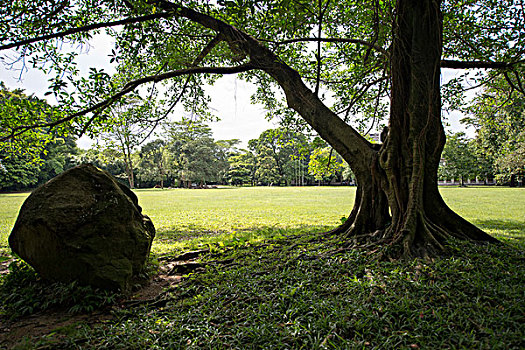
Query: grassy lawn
0,186,523,348
137,186,354,256
438,187,525,243
1,187,523,254
0,193,31,258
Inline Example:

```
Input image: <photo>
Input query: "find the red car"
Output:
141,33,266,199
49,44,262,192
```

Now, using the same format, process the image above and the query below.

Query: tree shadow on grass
473,219,525,243
152,224,331,253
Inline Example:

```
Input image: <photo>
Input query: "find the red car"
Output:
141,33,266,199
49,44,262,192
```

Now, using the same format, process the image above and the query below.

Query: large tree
1,0,523,257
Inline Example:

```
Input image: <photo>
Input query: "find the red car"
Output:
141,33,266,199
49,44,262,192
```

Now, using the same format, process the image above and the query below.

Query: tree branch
192,33,224,66
267,37,389,57
0,63,256,143
440,59,524,69
511,71,525,96
0,13,174,51
155,0,377,171
314,0,331,96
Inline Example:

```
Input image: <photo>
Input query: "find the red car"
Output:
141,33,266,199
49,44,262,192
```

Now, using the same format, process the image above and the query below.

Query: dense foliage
0,84,79,191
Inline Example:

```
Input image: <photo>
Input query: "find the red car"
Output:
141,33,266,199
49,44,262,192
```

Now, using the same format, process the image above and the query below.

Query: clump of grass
0,260,120,319
0,193,27,256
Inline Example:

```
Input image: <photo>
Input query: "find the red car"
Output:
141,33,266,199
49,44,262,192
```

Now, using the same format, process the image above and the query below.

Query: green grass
136,186,353,255
65,240,522,349
2,187,523,254
0,187,353,255
0,193,28,256
1,186,524,349
438,187,525,244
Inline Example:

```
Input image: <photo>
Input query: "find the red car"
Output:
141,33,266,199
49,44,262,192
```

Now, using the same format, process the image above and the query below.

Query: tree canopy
1,0,523,257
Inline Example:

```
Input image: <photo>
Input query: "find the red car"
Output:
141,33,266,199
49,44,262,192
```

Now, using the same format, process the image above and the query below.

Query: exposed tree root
158,249,210,262
331,204,500,260
168,258,235,275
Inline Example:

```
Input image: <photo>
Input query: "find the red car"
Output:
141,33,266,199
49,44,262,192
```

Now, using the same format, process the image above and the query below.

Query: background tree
438,133,478,186
0,153,41,191
136,139,172,188
2,0,523,257
37,136,78,183
97,98,158,188
163,119,233,187
0,83,67,160
464,69,525,186
77,148,128,182
0,84,78,191
215,139,242,184
495,131,525,186
179,136,220,187
308,147,344,185
248,128,310,186
227,151,257,186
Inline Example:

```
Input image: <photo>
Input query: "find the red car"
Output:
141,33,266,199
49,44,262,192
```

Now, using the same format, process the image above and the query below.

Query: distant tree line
1,120,356,191
79,122,355,189
2,79,523,191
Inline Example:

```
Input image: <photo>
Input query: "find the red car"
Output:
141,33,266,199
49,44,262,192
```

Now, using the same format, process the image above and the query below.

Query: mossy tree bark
339,0,498,258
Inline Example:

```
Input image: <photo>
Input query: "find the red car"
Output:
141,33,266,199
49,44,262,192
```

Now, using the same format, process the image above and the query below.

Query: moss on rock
9,164,155,291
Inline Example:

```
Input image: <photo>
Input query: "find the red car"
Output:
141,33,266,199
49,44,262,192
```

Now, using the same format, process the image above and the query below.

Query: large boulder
8,164,155,291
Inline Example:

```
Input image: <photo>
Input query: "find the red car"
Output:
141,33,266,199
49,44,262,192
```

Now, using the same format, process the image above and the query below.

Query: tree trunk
332,0,498,258
120,138,135,189
169,1,499,258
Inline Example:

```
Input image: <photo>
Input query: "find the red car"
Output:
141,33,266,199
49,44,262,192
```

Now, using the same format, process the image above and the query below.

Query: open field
1,187,524,349
1,187,524,255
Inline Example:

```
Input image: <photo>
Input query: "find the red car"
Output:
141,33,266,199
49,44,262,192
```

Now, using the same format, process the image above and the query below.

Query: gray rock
8,164,155,291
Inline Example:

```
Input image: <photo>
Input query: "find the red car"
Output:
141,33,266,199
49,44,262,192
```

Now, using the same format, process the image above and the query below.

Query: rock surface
9,164,155,291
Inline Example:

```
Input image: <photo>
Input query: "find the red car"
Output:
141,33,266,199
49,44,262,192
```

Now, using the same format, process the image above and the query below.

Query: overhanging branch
440,59,524,69
0,13,173,51
155,0,377,168
1,63,256,142
141,33,227,124
192,33,224,66
267,37,388,57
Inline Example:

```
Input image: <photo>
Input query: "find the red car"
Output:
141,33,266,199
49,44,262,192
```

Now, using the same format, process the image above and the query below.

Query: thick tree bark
367,0,497,258
161,0,498,258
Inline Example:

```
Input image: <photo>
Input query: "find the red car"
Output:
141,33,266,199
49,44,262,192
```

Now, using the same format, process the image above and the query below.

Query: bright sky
0,34,473,150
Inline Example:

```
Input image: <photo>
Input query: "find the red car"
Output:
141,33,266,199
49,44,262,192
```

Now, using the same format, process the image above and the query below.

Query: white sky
0,34,473,150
